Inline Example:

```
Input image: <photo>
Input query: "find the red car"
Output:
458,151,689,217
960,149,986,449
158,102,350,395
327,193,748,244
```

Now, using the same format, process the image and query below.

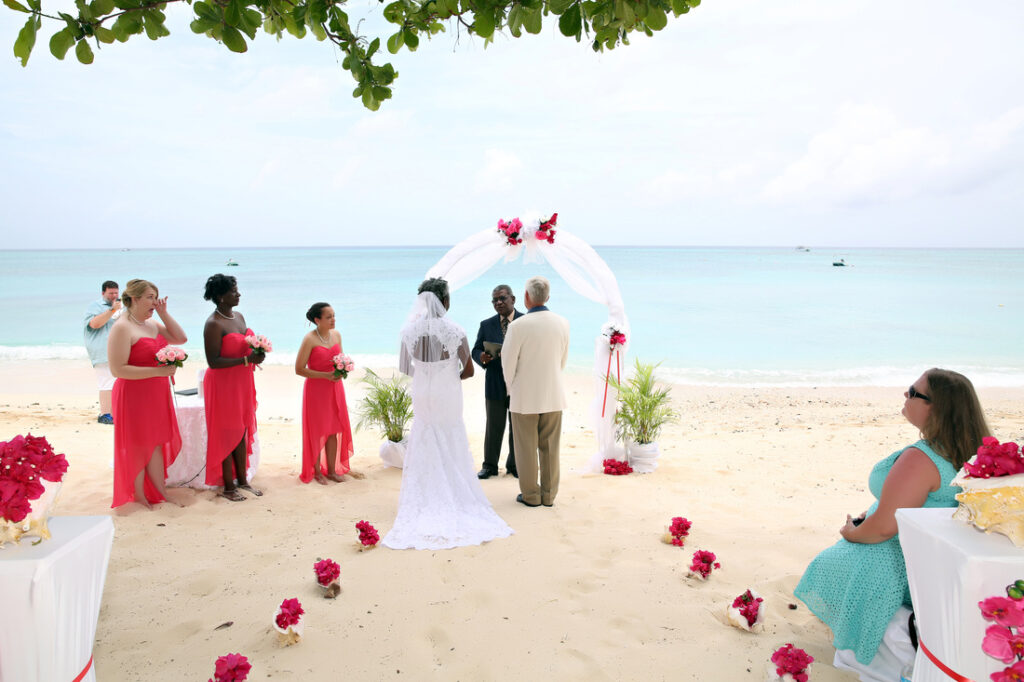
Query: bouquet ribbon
919,639,975,682
600,348,621,418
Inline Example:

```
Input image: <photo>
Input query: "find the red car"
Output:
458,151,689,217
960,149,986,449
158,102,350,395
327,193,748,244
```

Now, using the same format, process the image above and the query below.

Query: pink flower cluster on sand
356,520,380,546
244,334,273,353
0,434,68,523
602,458,633,475
732,589,763,628
535,212,558,244
274,598,304,629
332,354,355,380
497,217,524,246
688,550,721,579
155,346,187,367
313,558,341,587
208,653,251,682
668,517,692,546
965,438,1024,478
770,643,814,682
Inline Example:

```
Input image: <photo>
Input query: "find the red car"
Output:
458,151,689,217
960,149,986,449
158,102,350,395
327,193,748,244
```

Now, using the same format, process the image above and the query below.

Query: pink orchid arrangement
274,598,304,630
535,212,558,244
688,550,721,580
244,334,273,354
980,580,1024,681
0,434,68,524
331,354,355,380
155,346,187,367
602,458,633,475
770,643,814,682
965,438,1024,478
356,520,380,548
207,653,251,682
668,516,692,546
497,217,524,246
733,589,764,628
313,558,341,587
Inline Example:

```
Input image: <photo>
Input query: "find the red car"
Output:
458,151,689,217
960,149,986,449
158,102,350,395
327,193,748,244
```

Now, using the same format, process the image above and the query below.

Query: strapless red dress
300,343,354,483
110,334,181,508
203,329,257,486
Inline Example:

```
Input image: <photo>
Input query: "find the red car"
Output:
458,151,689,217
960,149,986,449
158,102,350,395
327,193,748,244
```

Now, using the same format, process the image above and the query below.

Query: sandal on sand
238,483,263,497
219,489,246,502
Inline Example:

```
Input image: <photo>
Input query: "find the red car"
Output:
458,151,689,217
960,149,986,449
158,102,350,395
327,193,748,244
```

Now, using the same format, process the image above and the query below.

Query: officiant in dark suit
472,285,523,479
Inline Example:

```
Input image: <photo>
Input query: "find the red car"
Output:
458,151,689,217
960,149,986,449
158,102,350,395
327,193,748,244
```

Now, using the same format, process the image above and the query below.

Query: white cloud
474,149,525,193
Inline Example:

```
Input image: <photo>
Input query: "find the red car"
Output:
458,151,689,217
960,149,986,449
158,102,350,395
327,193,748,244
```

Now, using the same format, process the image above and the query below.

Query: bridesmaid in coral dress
107,278,188,509
295,302,363,484
202,274,263,502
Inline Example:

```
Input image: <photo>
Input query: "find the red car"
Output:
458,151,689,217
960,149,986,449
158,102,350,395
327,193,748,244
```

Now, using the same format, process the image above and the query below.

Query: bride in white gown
382,279,513,550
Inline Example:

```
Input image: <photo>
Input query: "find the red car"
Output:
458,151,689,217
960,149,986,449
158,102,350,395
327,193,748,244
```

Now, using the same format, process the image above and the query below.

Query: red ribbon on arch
72,655,94,682
600,349,621,418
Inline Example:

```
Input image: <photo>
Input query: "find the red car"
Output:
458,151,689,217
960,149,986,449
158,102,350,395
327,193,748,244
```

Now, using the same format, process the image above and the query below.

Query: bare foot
238,483,263,497
219,489,246,502
347,470,366,480
159,491,186,508
314,474,329,486
327,473,346,483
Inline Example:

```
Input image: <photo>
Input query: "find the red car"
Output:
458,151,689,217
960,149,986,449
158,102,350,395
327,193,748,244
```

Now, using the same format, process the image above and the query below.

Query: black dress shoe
516,493,541,508
477,468,497,479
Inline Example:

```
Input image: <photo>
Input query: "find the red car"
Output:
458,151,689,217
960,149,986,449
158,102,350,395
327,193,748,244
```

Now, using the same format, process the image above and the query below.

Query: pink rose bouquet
964,437,1024,478
244,334,273,354
332,354,355,380
155,346,187,368
688,550,721,580
497,217,524,246
770,644,814,682
602,458,633,475
535,212,557,244
0,434,68,529
314,558,342,598
356,520,380,550
980,579,1024,680
207,653,251,682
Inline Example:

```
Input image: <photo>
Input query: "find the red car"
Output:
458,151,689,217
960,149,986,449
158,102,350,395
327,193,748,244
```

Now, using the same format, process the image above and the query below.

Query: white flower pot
379,438,407,469
627,441,660,473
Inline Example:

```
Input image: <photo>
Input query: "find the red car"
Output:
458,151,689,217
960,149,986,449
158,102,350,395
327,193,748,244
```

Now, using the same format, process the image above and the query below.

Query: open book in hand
483,341,503,358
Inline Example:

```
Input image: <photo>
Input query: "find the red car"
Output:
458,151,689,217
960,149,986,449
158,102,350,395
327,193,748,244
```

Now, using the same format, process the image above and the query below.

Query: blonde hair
525,276,550,305
122,279,158,309
921,368,991,469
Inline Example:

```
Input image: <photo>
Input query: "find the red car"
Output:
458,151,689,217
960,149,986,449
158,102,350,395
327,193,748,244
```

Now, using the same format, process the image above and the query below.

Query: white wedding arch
425,213,630,470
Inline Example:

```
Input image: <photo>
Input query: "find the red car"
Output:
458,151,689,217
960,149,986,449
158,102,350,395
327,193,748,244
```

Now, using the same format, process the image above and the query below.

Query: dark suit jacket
472,310,523,401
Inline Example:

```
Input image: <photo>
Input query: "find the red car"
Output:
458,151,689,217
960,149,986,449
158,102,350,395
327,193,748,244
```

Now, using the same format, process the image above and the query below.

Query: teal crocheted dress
794,439,960,664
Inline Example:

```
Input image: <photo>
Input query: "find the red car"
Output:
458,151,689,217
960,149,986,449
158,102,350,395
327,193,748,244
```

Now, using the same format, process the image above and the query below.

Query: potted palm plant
610,360,678,473
355,369,413,468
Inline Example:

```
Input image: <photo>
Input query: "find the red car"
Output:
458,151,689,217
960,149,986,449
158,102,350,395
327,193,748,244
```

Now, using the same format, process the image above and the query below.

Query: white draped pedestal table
0,515,115,682
897,507,1024,682
167,393,260,489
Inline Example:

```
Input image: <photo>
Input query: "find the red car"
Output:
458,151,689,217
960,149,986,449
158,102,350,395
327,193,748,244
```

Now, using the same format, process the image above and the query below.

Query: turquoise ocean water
1,247,1021,386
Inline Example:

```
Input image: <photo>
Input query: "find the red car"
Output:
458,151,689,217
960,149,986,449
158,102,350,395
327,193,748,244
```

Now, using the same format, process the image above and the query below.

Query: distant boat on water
833,258,847,267
796,246,811,252
226,258,239,266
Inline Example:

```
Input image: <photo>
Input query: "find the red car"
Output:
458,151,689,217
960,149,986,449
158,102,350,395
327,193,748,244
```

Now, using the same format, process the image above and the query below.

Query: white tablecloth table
168,393,260,489
0,515,115,682
897,507,1024,682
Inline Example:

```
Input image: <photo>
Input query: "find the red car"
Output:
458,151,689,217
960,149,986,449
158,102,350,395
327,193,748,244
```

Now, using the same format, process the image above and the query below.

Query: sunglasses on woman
908,385,931,402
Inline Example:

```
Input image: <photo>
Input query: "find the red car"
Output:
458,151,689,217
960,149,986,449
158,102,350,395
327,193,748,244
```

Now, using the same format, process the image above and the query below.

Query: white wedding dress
382,293,513,550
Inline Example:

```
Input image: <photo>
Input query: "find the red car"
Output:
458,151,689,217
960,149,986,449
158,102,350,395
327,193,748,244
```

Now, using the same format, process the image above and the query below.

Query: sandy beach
3,360,1022,681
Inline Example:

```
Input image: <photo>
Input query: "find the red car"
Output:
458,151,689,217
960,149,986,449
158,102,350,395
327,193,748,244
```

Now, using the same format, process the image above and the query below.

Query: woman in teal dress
795,368,991,665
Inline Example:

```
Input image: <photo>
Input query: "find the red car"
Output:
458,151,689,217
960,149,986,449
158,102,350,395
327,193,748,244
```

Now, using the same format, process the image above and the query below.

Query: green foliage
5,0,701,108
609,359,678,445
355,368,413,443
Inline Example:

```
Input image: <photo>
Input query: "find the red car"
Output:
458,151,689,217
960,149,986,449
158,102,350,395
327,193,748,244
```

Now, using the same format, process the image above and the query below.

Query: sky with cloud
2,0,1022,248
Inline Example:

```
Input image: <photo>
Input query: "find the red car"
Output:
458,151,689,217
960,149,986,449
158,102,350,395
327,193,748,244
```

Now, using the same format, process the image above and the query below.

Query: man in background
84,280,120,424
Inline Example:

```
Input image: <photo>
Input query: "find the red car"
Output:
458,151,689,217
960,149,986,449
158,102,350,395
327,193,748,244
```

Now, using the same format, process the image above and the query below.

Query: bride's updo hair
417,278,449,306
203,273,237,303
306,302,331,323
122,279,157,309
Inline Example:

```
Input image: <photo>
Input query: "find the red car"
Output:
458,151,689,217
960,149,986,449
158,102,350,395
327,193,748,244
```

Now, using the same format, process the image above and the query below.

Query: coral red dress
204,329,258,486
111,334,181,508
300,343,354,483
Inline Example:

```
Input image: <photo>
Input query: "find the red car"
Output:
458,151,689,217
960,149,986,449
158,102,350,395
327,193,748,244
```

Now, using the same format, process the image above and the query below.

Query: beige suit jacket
502,309,570,414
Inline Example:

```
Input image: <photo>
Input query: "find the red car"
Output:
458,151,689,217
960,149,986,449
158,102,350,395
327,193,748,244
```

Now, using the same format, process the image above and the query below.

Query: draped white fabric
167,394,260,489
0,516,114,682
425,217,630,471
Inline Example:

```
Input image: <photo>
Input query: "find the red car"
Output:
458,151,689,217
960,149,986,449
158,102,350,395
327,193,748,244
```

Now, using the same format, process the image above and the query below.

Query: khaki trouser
510,411,562,506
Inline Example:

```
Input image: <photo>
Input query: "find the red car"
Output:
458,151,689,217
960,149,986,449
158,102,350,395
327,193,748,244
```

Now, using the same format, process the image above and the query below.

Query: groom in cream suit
502,276,570,507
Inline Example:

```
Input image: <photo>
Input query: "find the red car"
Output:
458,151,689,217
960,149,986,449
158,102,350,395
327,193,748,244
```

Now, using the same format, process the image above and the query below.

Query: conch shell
726,589,765,633
951,464,1024,547
273,616,304,646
